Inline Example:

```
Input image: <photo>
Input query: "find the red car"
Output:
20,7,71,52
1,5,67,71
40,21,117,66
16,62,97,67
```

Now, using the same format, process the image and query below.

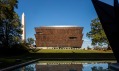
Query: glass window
69,37,77,39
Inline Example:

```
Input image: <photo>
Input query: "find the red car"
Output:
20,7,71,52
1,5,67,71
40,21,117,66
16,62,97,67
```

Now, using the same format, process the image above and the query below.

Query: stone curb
0,58,40,71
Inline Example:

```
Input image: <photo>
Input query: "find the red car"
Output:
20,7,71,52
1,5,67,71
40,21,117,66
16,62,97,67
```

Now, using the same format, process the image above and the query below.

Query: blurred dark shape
92,0,119,62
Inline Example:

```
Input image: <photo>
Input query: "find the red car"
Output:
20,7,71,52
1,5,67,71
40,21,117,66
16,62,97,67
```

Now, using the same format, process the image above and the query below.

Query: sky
15,0,115,48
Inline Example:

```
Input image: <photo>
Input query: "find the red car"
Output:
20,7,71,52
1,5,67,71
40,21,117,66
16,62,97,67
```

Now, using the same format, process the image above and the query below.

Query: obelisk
21,12,26,41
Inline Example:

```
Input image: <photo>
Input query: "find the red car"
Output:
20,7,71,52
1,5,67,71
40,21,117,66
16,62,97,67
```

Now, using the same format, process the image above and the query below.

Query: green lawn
32,49,113,53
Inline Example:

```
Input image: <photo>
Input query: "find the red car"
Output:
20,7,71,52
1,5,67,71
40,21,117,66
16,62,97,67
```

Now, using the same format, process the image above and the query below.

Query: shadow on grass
26,53,116,60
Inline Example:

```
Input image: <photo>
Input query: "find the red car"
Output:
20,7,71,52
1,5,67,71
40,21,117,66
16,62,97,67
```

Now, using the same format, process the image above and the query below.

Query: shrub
0,43,29,56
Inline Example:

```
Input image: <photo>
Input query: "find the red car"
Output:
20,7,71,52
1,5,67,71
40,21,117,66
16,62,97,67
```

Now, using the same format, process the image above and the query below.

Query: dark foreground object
109,63,119,70
92,0,119,62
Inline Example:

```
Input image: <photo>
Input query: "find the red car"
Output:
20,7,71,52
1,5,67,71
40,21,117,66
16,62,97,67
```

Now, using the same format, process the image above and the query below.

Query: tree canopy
86,18,110,48
0,0,22,48
27,38,34,45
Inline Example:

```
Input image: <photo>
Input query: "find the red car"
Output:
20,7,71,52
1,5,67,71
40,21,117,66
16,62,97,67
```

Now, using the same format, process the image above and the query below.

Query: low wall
36,47,81,49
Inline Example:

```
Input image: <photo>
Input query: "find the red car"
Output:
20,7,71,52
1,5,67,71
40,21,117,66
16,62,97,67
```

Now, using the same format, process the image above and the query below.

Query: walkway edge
0,58,40,71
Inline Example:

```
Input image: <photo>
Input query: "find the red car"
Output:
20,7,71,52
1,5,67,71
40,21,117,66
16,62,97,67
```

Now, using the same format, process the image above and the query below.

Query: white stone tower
21,12,26,41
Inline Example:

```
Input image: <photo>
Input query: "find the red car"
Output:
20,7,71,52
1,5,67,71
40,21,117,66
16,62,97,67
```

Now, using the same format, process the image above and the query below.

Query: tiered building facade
35,26,83,49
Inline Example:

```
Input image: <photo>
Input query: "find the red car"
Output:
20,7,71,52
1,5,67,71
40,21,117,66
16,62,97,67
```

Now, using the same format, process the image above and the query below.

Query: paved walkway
0,59,40,71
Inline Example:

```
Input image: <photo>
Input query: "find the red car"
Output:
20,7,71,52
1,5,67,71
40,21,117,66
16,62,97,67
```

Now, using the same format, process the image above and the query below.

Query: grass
37,60,117,63
32,49,113,53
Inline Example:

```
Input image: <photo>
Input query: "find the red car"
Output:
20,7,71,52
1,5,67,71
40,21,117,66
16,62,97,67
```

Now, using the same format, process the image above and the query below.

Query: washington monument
21,12,26,41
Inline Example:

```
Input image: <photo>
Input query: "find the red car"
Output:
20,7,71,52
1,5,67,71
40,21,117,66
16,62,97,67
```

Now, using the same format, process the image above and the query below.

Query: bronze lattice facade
35,26,83,48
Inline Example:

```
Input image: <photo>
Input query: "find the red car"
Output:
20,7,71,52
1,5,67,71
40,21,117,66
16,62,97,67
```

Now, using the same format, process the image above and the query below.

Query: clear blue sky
15,0,115,48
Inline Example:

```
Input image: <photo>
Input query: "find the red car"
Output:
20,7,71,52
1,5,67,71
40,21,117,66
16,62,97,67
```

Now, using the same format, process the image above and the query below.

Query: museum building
35,26,83,49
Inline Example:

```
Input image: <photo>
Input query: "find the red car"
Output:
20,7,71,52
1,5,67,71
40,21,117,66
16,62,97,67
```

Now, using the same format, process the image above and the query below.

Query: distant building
35,26,83,49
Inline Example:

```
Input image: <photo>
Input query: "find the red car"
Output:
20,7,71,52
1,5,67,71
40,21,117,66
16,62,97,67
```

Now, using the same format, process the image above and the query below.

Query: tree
87,46,91,50
86,18,111,50
0,0,22,48
27,38,34,45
